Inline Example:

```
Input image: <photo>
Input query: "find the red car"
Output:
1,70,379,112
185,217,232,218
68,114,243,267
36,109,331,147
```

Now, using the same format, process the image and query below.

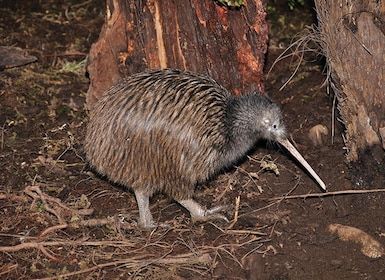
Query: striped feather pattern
85,69,284,200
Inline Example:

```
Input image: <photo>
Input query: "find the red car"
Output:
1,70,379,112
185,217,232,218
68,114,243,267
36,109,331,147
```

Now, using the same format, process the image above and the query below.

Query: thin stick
210,222,266,236
42,52,88,57
227,196,240,229
270,189,385,200
1,122,5,150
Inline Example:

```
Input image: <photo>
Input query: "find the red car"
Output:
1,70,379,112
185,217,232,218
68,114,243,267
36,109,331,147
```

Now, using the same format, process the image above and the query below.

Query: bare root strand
39,224,68,238
38,218,118,237
0,241,61,262
39,245,61,262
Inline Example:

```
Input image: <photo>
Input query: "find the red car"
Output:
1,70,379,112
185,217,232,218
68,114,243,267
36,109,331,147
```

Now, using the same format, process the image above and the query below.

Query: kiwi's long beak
277,138,327,191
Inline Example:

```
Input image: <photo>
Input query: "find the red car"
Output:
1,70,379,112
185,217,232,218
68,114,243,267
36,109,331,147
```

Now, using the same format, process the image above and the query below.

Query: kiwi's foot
178,198,229,223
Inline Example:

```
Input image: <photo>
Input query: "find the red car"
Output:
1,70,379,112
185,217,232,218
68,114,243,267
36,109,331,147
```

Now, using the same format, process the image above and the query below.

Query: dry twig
270,189,385,200
227,196,240,229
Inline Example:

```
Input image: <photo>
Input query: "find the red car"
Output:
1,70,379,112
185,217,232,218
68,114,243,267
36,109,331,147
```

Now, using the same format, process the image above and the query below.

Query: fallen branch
269,189,385,200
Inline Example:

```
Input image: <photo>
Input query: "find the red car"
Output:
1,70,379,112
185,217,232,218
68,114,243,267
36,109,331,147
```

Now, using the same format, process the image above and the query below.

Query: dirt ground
1,0,385,279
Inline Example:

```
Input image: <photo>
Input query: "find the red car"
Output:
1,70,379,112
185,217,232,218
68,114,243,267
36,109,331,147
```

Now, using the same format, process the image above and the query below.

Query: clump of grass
58,58,87,75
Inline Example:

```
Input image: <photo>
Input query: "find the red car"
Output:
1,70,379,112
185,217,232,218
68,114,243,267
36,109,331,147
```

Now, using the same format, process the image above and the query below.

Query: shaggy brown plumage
85,68,286,228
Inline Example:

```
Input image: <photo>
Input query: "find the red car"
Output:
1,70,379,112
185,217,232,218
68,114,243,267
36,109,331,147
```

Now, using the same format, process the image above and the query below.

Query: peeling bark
86,0,268,108
315,0,385,161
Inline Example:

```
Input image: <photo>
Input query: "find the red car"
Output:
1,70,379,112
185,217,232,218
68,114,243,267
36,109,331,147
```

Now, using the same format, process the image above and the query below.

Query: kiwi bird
85,68,326,229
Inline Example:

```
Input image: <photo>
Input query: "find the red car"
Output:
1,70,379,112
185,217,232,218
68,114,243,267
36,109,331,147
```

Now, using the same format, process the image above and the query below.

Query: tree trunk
86,0,268,108
314,0,385,161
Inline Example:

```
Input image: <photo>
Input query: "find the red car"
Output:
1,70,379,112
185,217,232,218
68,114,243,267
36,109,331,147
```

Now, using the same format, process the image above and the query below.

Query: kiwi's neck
221,96,261,165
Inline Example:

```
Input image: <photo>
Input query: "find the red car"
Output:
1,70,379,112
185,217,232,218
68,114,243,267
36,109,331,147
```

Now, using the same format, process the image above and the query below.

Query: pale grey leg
134,190,155,229
178,198,229,223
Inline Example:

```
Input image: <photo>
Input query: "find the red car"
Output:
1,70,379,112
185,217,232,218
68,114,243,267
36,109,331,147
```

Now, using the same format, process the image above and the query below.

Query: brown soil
1,1,385,279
